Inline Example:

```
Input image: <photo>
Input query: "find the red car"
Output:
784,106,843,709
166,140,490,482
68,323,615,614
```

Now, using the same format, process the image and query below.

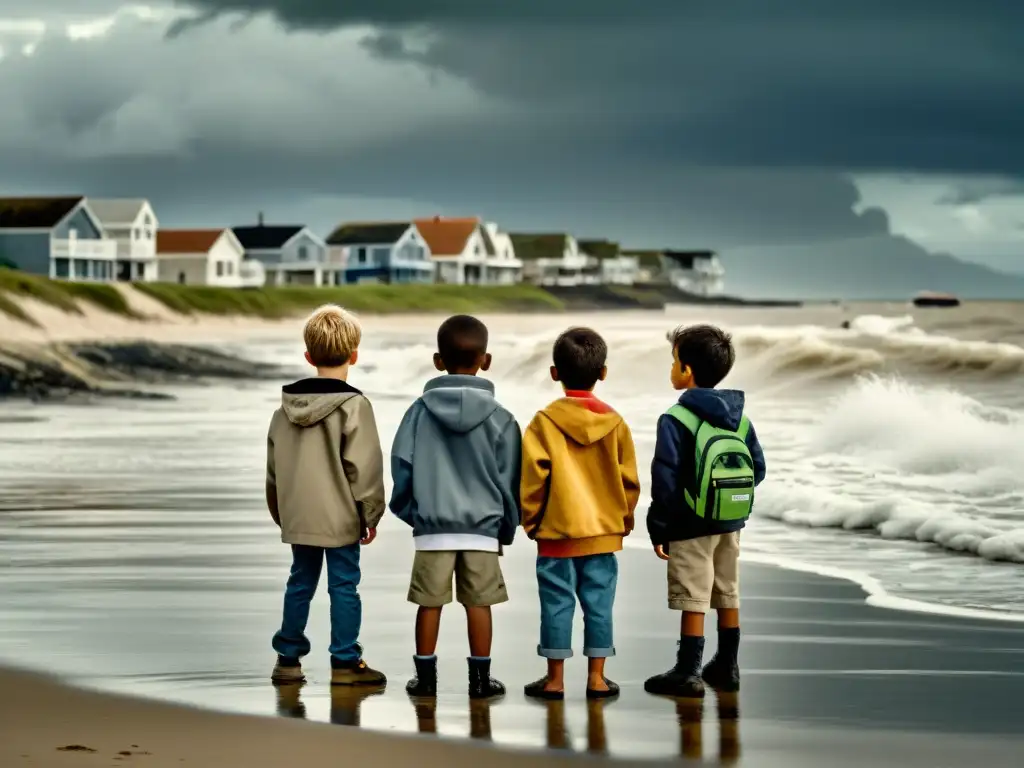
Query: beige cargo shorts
667,532,741,612
407,550,508,608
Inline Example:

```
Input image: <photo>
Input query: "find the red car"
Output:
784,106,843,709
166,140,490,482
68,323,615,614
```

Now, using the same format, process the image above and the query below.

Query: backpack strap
737,414,751,440
666,404,701,434
666,404,702,510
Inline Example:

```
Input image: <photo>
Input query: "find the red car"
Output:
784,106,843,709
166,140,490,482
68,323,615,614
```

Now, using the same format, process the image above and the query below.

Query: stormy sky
1,0,1023,287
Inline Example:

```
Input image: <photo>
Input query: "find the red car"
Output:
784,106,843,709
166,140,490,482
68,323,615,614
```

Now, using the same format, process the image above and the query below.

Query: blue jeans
536,553,618,659
272,544,362,663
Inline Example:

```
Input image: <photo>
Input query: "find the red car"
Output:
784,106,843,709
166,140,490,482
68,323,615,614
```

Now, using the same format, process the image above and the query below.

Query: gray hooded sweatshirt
389,374,521,551
267,377,386,548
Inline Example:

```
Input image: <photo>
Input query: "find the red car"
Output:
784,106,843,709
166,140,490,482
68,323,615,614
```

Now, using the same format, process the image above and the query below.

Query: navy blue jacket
647,388,766,546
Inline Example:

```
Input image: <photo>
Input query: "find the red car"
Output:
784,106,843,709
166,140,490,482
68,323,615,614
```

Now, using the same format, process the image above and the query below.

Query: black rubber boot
406,655,437,697
468,657,505,700
702,628,741,691
643,636,706,698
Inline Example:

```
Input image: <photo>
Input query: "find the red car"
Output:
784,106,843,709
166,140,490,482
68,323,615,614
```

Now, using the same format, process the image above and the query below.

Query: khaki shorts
407,550,508,608
667,532,740,612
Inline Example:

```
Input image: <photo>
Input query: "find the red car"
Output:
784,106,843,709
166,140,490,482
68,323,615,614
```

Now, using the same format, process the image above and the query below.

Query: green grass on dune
131,282,564,317
0,268,143,323
0,269,565,326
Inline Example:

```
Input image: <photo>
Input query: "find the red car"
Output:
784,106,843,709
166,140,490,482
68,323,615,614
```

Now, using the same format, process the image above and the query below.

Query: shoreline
2,555,1022,766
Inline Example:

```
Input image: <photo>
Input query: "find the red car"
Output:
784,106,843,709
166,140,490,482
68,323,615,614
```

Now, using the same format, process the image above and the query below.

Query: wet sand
2,550,1022,766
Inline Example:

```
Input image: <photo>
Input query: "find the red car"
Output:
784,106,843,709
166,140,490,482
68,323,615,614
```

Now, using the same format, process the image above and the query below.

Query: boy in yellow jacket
520,327,641,700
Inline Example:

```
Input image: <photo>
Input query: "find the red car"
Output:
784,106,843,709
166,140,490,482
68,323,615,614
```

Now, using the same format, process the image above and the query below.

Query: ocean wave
757,376,1024,565
756,486,1024,563
733,314,1024,381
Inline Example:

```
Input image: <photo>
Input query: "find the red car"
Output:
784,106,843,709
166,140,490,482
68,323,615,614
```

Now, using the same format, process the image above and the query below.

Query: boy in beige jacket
266,305,387,687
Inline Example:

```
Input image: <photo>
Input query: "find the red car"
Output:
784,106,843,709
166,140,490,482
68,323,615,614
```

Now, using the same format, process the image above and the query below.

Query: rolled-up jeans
536,553,618,659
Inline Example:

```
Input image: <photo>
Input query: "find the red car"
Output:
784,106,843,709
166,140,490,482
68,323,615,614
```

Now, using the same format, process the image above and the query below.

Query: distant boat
912,291,960,308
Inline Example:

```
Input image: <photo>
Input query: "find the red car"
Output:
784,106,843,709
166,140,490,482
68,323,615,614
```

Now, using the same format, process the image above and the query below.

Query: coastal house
663,250,725,295
578,238,639,285
0,196,117,281
509,233,600,286
156,228,264,288
413,216,522,285
86,198,159,282
621,249,725,294
483,222,524,284
232,214,334,287
326,221,433,284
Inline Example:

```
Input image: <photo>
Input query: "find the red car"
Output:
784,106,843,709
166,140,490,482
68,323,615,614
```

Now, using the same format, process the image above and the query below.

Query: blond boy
267,305,387,687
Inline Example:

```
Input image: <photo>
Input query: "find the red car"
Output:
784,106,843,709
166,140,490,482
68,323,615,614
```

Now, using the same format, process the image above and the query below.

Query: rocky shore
0,341,283,402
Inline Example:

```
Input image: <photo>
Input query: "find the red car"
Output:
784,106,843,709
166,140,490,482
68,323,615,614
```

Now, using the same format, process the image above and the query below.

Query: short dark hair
552,327,607,390
437,314,488,370
670,324,734,387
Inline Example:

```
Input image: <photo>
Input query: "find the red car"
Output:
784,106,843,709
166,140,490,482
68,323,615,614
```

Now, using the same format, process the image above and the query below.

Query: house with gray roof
0,196,117,281
86,198,159,281
508,233,599,286
232,213,332,286
325,221,433,284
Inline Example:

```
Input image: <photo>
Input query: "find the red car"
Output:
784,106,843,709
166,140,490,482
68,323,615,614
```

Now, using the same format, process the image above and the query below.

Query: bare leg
465,605,492,657
587,657,608,691
545,659,565,692
415,606,442,656
682,610,706,637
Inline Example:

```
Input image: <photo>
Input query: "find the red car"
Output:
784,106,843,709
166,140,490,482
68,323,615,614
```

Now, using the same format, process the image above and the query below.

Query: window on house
54,258,70,278
372,246,390,265
216,261,225,277
227,261,234,276
133,228,141,240
356,247,367,265
297,246,308,260
144,229,152,239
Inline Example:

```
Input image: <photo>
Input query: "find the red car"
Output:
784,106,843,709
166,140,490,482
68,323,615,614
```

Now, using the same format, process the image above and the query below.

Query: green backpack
666,404,756,522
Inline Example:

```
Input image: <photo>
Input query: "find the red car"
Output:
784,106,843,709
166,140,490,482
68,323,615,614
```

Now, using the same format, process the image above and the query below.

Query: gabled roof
578,238,620,260
232,224,305,250
508,233,570,260
664,250,717,269
0,196,84,228
157,229,226,254
325,222,411,246
414,216,482,257
87,198,148,226
621,249,666,270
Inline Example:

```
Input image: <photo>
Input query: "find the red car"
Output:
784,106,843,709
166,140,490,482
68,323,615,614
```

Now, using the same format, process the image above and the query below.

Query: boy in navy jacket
644,324,766,699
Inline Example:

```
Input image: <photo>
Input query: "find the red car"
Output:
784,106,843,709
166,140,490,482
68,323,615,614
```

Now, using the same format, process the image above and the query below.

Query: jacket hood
420,374,499,433
678,388,745,430
281,377,362,427
540,391,622,446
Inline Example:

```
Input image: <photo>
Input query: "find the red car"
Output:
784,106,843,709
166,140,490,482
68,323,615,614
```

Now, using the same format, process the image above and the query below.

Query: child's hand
654,544,670,561
360,528,377,545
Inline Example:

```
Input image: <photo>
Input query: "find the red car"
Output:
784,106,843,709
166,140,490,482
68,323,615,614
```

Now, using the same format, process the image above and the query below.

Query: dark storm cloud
177,0,1024,175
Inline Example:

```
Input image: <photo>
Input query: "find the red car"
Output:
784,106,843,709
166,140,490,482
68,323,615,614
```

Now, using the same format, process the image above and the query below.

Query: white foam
739,552,1024,624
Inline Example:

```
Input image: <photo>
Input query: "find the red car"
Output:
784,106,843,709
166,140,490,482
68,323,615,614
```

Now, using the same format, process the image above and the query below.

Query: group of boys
265,306,766,701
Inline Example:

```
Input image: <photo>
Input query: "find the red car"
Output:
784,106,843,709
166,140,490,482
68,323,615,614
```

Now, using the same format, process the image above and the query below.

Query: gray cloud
1,2,1022,294
176,0,1024,175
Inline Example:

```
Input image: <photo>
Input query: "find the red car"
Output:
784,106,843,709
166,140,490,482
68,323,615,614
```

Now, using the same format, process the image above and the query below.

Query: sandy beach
2,554,1023,767
2,297,1023,765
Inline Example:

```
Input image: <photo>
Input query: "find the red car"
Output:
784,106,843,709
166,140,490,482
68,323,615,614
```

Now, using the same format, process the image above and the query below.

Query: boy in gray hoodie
267,305,387,688
390,315,521,700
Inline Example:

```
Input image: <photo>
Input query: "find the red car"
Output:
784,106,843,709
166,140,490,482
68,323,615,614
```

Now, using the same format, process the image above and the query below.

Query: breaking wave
757,376,1024,565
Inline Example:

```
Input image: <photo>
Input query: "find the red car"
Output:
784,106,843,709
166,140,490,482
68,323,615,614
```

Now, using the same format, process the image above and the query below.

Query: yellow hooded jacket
520,390,641,557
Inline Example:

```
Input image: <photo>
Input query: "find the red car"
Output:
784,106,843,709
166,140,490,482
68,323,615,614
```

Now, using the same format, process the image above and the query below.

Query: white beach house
156,228,265,288
86,198,160,282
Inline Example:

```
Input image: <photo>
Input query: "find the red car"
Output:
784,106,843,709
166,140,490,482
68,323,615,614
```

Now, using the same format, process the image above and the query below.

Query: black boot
468,657,505,700
406,655,437,697
644,636,706,698
702,628,741,692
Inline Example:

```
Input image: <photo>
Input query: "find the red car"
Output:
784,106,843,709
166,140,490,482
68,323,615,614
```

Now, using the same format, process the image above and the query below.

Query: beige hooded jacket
266,377,386,548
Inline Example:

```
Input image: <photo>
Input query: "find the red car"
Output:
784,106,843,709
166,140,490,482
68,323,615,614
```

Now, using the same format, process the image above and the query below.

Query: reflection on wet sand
541,699,612,754
412,697,494,741
274,683,387,727
675,692,741,764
